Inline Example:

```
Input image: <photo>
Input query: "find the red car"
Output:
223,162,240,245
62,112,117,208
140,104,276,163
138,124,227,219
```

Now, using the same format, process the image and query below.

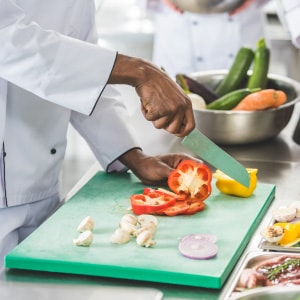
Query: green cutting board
5,171,275,289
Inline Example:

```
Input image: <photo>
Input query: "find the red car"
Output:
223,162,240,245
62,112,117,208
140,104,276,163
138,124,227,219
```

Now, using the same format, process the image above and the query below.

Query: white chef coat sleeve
69,85,142,172
0,0,117,115
280,0,300,48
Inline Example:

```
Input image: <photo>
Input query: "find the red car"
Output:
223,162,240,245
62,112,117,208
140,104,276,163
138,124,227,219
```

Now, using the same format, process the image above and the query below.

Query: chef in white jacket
280,0,300,49
0,0,196,267
149,0,268,78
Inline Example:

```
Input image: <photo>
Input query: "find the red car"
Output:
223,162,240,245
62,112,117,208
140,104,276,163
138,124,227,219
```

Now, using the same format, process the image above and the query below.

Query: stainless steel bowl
170,0,244,14
191,70,300,145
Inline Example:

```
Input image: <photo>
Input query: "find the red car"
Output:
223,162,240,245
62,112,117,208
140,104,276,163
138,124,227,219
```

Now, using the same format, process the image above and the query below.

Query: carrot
232,89,287,111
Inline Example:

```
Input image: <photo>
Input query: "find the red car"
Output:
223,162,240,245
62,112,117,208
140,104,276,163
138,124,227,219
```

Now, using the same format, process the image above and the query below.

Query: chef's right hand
108,54,195,137
135,62,195,137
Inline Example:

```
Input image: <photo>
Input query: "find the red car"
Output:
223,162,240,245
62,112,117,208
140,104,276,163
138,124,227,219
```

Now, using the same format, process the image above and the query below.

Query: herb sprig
264,258,300,281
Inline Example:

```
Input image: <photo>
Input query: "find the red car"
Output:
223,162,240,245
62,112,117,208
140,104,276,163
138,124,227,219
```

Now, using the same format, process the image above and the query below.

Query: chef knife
182,128,250,187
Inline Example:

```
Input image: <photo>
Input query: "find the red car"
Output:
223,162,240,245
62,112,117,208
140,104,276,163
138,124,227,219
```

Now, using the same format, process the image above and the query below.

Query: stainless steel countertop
1,103,300,300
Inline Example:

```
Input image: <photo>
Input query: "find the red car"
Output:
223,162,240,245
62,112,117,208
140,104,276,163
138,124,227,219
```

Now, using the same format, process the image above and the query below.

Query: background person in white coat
132,0,269,157
0,0,197,268
279,0,300,143
279,0,300,49
148,0,269,78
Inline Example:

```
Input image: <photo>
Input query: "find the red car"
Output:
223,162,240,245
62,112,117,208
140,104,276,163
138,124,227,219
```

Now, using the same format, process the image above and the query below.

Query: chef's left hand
119,148,202,186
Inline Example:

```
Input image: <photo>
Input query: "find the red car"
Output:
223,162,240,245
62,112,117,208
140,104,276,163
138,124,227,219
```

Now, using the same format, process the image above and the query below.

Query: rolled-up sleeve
70,85,141,172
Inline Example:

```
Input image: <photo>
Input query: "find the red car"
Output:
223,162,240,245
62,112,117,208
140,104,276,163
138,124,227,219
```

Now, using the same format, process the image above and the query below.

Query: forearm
108,53,164,87
118,148,146,173
108,53,195,137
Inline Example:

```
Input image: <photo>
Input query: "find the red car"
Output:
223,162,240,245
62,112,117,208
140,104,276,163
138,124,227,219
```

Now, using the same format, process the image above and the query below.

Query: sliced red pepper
184,201,206,215
130,191,176,215
143,187,158,195
159,200,190,216
130,160,211,216
168,160,212,202
144,187,186,201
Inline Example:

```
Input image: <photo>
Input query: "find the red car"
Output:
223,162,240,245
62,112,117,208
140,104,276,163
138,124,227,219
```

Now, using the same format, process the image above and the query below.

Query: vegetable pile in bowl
176,39,300,145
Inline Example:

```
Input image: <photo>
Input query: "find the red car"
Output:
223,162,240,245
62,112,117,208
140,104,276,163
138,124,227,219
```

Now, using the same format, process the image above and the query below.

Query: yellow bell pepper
274,222,300,246
213,168,258,197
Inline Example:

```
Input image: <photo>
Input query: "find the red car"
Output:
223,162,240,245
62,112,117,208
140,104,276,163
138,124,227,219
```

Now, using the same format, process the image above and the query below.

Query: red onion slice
181,233,217,244
178,234,218,260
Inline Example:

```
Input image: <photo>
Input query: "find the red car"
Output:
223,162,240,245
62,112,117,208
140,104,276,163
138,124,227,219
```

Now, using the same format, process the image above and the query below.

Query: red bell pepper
130,190,176,215
168,159,212,202
183,200,206,215
130,160,212,216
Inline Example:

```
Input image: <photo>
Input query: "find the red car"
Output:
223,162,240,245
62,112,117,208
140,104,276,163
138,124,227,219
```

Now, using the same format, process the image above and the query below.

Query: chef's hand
119,148,202,186
108,54,195,137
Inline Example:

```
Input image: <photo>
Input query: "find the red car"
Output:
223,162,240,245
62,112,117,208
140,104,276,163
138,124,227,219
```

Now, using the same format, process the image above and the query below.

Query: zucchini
206,88,260,110
215,47,254,97
247,38,270,89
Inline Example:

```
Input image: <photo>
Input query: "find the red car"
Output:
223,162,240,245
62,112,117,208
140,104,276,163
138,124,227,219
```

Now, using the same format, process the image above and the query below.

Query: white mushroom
137,214,158,227
272,206,297,222
110,228,131,244
121,214,137,225
136,229,156,248
288,201,300,218
73,230,94,246
111,214,158,247
77,216,94,232
119,220,137,236
136,222,156,237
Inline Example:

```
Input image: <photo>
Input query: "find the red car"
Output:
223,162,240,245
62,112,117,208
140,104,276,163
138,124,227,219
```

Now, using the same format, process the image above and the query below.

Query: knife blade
182,129,250,187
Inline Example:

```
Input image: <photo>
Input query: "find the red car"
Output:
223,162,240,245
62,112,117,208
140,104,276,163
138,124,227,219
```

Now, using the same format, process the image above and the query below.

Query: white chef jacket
280,0,300,48
151,0,268,78
0,0,140,208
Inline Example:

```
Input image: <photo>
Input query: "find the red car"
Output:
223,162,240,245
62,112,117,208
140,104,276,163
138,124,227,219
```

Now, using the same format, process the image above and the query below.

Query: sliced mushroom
121,214,137,225
77,216,94,232
73,230,94,246
136,229,156,248
110,228,131,244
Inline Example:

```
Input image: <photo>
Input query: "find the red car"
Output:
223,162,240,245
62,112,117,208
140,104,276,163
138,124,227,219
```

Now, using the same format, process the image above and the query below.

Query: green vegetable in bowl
215,46,254,96
247,38,270,90
206,88,259,110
